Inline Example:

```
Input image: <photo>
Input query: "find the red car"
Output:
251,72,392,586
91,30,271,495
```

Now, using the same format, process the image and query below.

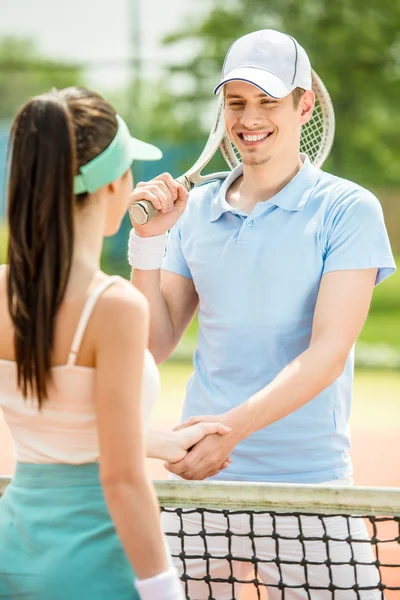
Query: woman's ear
107,179,118,195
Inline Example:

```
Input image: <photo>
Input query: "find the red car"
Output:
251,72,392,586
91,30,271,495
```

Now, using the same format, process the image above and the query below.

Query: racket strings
301,100,325,163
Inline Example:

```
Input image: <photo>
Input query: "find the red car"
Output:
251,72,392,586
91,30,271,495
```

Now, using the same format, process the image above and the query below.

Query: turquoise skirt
0,462,139,600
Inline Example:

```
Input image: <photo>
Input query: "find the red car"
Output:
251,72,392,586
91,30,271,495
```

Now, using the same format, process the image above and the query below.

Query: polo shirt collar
210,153,321,222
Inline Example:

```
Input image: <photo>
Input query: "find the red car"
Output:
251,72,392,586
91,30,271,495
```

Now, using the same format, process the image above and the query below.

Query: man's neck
227,152,303,214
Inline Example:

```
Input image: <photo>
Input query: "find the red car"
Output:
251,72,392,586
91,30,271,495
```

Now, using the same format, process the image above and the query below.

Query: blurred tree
108,78,206,188
119,78,203,144
0,38,83,120
152,0,400,187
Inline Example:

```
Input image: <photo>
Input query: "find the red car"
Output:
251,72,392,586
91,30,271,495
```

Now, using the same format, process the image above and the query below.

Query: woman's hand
161,422,232,465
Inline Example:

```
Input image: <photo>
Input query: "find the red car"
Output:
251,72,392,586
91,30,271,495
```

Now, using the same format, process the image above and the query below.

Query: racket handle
129,176,191,225
129,200,159,225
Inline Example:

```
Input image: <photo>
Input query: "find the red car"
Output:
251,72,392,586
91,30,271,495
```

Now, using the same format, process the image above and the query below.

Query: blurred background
0,0,399,485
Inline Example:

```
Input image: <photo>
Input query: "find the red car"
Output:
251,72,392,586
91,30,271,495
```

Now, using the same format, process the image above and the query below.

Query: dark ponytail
7,93,76,406
6,87,118,407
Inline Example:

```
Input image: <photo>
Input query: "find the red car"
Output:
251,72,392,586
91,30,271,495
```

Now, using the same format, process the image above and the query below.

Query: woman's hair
6,87,118,407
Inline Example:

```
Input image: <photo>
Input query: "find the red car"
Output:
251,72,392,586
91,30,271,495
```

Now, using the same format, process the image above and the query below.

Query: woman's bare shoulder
93,276,149,333
101,275,147,307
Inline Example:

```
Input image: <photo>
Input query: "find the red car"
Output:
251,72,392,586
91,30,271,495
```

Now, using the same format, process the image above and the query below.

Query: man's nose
239,104,264,129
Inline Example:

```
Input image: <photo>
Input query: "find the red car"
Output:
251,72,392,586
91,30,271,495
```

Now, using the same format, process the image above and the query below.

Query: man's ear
300,90,315,124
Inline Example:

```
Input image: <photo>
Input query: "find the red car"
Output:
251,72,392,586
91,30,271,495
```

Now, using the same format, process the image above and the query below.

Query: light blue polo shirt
162,156,396,483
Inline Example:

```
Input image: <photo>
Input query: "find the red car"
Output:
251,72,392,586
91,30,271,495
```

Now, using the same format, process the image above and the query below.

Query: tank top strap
67,276,120,366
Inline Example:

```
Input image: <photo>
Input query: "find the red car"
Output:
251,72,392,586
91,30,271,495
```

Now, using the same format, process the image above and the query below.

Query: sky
0,0,214,89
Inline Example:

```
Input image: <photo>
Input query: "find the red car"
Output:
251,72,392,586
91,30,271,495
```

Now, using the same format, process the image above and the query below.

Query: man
128,29,395,599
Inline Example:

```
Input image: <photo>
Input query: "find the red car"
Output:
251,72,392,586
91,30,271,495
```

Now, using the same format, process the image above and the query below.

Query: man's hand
165,421,233,464
173,414,227,432
129,173,189,238
164,426,239,480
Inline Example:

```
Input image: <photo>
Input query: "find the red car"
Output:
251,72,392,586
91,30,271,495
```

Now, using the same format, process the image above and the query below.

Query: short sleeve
162,220,192,280
322,191,396,285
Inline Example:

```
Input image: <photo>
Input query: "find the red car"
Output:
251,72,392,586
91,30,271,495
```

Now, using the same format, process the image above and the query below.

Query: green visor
74,115,162,195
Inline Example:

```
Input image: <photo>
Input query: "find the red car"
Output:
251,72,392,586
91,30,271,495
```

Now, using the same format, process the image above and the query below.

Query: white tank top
0,277,160,464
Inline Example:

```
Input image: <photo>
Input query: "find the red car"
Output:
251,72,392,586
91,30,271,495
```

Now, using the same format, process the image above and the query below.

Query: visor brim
129,137,163,162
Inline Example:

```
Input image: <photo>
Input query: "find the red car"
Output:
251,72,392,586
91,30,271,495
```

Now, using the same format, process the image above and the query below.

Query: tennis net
157,480,400,599
1,477,400,599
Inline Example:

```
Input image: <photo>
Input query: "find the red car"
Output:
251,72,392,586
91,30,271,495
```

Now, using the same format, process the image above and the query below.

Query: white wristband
134,567,184,600
128,230,167,270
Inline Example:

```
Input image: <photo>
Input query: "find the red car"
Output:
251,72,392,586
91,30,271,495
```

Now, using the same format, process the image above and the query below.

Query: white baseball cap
214,29,312,98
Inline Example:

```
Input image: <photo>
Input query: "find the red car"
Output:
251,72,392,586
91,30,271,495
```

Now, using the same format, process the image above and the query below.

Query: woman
0,87,231,600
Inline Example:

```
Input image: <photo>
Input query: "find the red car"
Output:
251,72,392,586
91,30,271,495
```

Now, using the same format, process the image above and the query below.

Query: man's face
223,81,314,167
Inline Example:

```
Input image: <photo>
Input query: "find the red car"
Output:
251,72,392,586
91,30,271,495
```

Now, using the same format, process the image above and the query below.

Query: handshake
149,413,240,480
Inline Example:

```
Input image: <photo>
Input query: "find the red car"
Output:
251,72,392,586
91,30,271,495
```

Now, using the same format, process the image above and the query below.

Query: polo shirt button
247,220,253,227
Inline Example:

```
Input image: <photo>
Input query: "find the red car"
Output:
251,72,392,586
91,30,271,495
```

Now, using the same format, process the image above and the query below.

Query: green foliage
0,37,83,119
110,78,204,145
360,312,400,349
158,0,400,187
358,260,400,357
0,220,7,263
369,264,400,314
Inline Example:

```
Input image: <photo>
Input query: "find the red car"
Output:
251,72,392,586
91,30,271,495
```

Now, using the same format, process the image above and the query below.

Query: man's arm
131,269,198,363
166,268,377,480
128,173,198,363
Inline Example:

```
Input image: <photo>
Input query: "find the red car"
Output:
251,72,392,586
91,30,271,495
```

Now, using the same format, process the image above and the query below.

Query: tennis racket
129,70,335,225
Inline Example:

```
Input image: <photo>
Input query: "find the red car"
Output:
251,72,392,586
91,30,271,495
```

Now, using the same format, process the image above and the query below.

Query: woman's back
0,86,183,600
0,267,160,464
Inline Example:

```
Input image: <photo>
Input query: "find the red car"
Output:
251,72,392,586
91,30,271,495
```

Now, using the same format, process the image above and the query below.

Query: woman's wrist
146,428,175,462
